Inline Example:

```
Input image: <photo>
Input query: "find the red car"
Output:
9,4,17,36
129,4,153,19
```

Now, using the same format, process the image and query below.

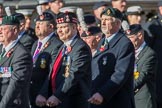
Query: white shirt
135,41,146,58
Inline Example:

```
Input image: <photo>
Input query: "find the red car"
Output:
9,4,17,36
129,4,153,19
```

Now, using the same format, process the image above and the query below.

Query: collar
38,32,54,49
3,38,19,56
135,41,146,57
106,32,118,43
64,34,77,46
18,30,26,39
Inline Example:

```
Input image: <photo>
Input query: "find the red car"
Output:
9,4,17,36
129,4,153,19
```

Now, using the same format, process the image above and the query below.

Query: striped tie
33,42,42,60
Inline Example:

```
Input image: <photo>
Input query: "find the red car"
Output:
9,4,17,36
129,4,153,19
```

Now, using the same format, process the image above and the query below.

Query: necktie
33,42,42,60
0,48,6,60
51,46,66,92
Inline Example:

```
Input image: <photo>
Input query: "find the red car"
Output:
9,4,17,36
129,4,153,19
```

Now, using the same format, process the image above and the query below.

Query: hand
88,92,103,105
46,95,61,107
35,95,47,107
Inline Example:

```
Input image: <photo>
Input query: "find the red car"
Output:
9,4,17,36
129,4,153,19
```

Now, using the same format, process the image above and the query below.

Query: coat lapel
32,35,55,63
94,32,124,58
135,45,148,64
0,43,19,65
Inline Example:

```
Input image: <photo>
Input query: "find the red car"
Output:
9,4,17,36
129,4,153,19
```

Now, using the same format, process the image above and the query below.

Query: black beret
93,1,108,10
100,7,123,20
12,13,25,21
56,12,78,24
36,12,56,24
81,26,101,37
84,14,96,25
1,16,20,25
126,24,142,35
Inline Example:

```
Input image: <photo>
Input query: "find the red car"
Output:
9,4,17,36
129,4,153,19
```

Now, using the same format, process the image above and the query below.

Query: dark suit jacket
0,42,32,108
19,30,36,51
30,34,63,107
40,36,92,108
134,45,157,108
91,32,135,108
145,15,162,106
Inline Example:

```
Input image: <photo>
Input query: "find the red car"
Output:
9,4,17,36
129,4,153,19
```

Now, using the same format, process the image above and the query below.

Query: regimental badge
40,57,46,69
40,15,44,20
102,56,107,65
134,64,139,79
65,15,70,22
107,9,111,15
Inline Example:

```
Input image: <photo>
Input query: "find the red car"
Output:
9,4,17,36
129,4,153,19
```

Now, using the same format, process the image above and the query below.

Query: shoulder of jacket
148,15,158,22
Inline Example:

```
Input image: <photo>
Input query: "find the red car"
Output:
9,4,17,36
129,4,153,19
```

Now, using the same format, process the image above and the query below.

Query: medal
40,57,46,69
134,64,139,79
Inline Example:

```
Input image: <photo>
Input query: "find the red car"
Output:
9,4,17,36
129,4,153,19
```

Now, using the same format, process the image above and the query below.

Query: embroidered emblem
40,15,44,20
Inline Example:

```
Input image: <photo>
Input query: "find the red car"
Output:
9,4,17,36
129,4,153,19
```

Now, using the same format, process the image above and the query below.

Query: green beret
100,7,123,20
1,16,20,25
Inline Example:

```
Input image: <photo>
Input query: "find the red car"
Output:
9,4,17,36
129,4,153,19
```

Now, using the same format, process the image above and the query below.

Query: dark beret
84,14,96,25
126,24,143,35
100,7,123,20
56,11,78,24
81,26,101,37
12,13,25,21
36,12,56,24
1,16,20,25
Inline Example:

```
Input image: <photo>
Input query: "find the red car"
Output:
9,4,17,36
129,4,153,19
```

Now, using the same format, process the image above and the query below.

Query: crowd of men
0,0,162,108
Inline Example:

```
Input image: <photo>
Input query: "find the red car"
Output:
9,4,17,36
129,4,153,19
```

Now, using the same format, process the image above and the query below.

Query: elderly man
88,7,135,108
127,24,157,108
29,11,63,108
0,15,32,108
36,12,92,108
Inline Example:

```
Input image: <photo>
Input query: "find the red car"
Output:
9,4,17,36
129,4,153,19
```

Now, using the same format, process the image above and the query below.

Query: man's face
101,15,119,36
127,14,142,25
84,35,98,50
35,21,50,38
111,0,127,12
1,25,16,46
49,0,64,14
0,26,3,43
57,23,75,42
127,32,143,50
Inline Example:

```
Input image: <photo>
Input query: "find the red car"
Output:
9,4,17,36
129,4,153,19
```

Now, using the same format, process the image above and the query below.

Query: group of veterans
0,0,162,108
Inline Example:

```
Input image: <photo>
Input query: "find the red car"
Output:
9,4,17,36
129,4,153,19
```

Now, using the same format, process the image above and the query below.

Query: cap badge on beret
65,15,70,22
107,9,111,15
40,15,45,20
